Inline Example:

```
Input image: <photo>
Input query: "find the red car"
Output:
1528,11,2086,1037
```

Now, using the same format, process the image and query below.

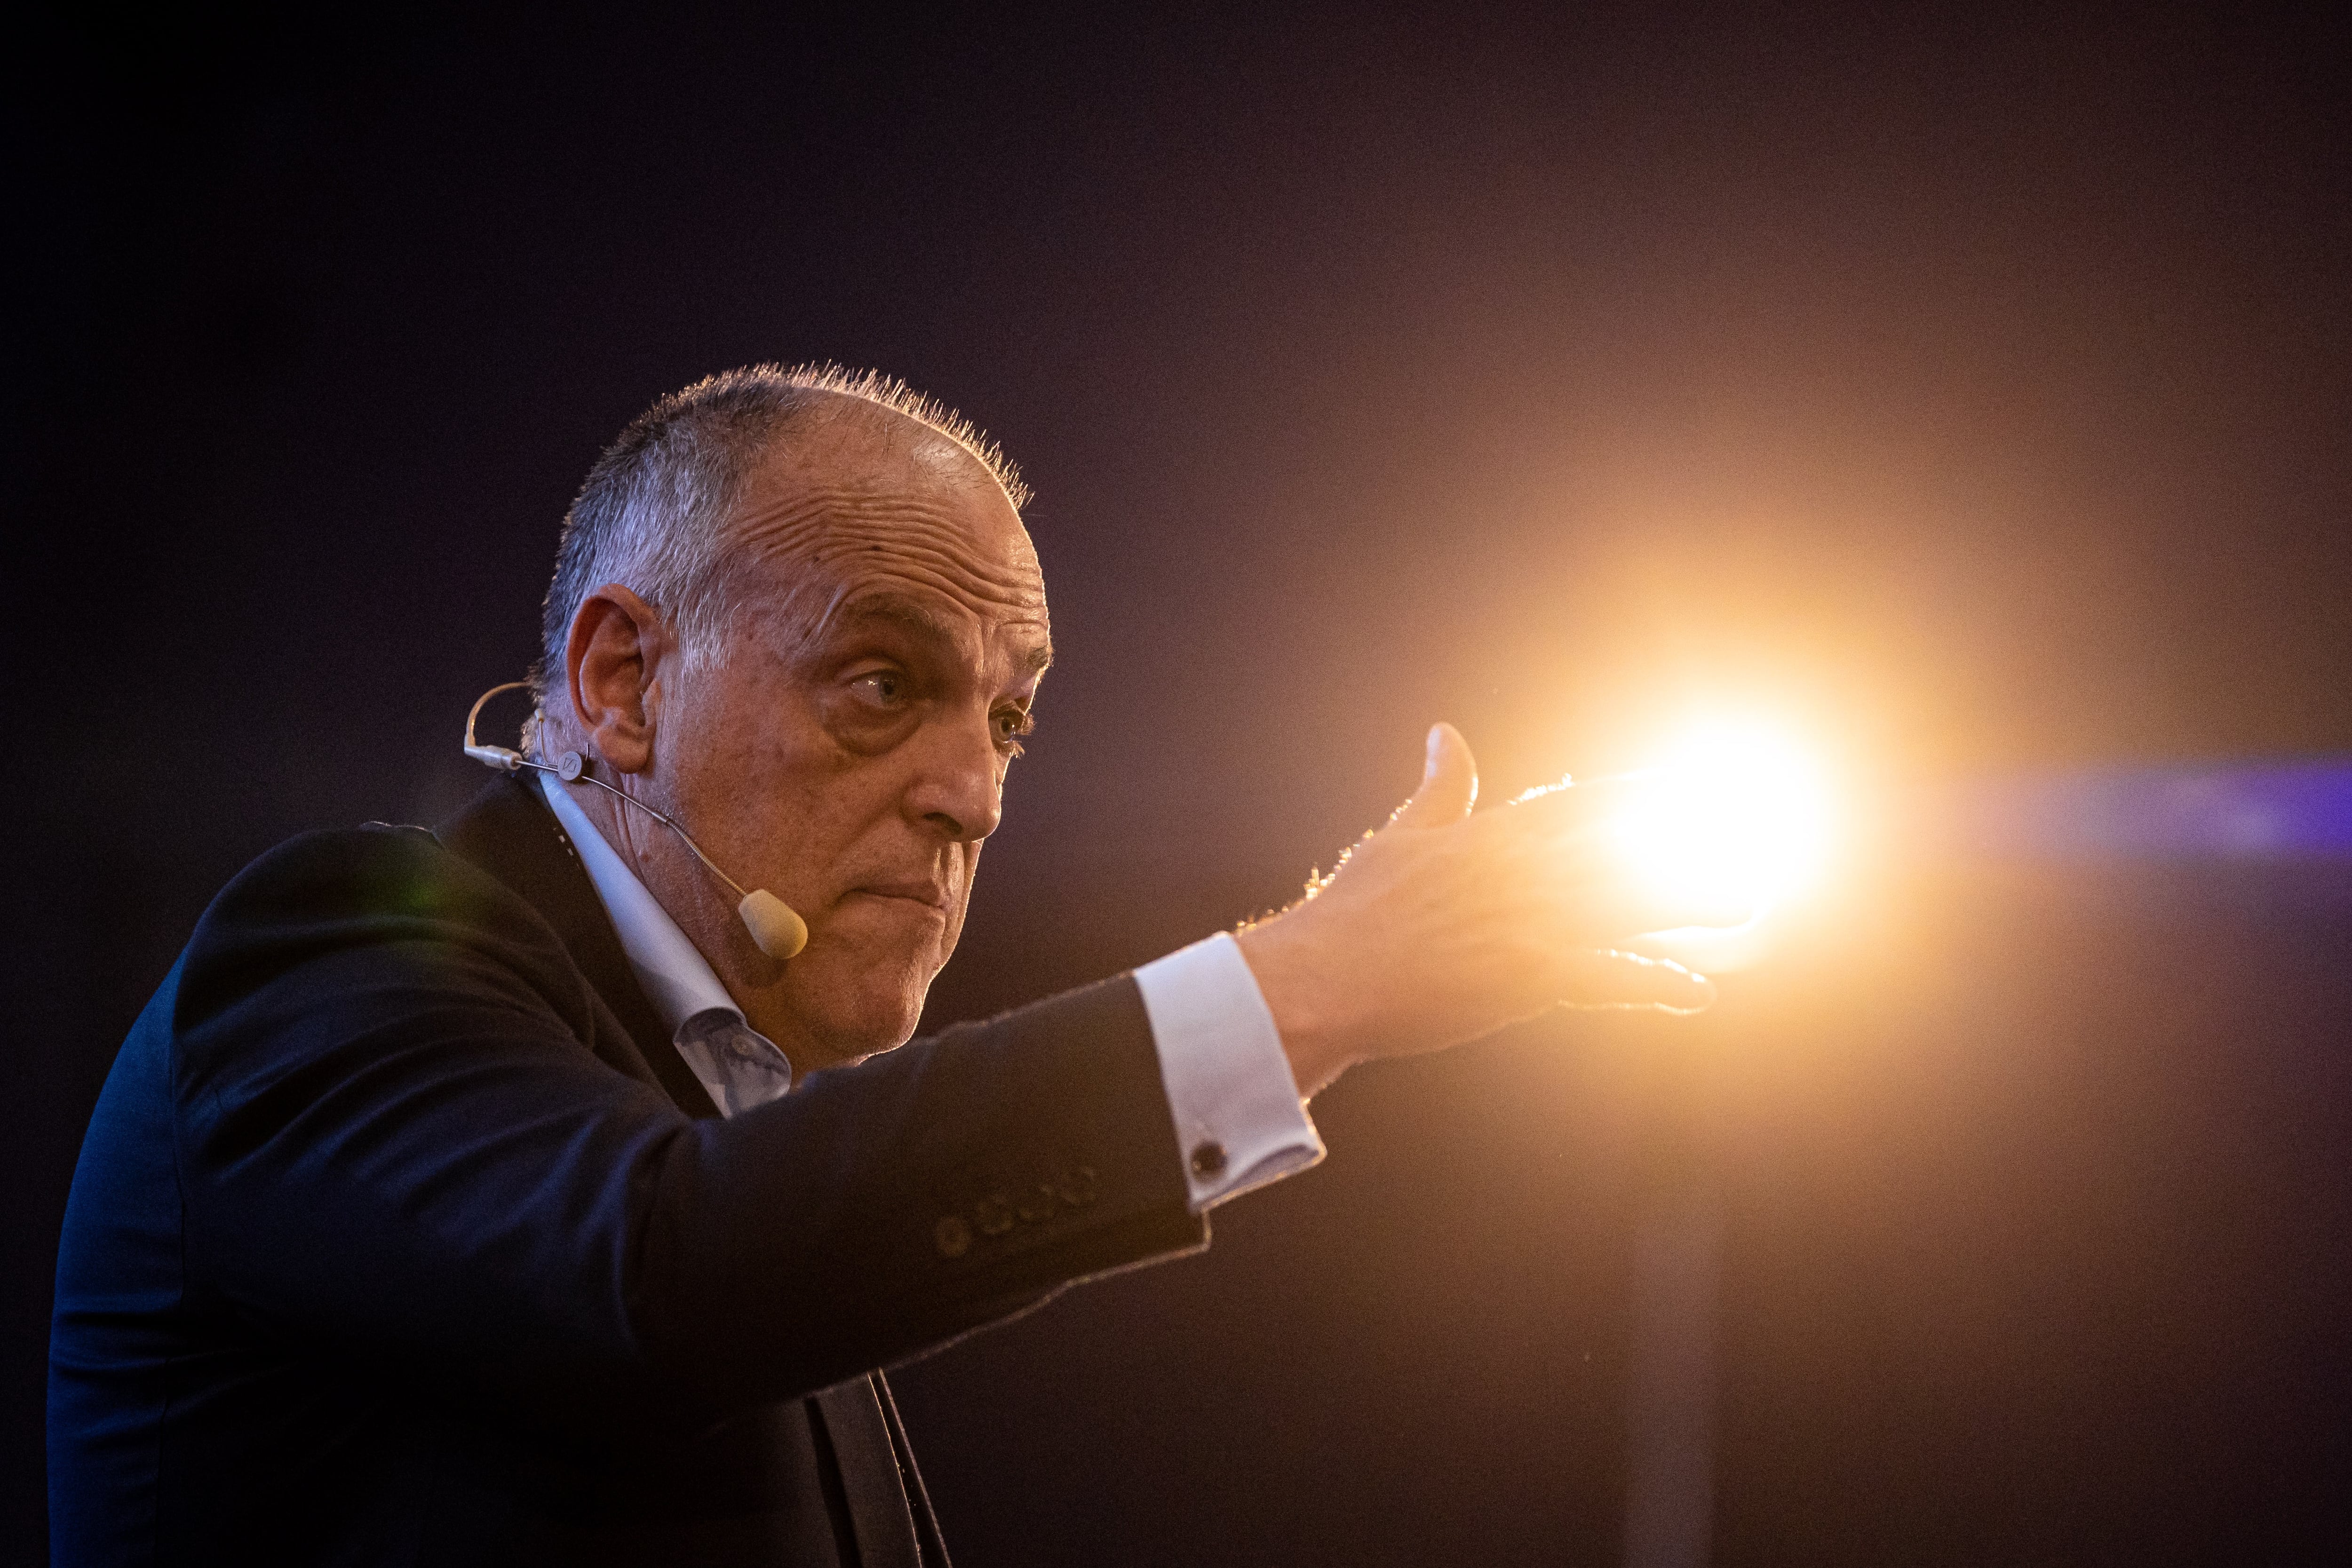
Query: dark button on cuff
1189,1140,1228,1180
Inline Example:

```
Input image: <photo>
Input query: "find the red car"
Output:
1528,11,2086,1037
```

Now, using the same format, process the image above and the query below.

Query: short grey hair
530,363,1027,709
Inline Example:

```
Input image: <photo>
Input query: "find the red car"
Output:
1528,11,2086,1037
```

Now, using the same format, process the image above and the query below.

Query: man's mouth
846,880,951,912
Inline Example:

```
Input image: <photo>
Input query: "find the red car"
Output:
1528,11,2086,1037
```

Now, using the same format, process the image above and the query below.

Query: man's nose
907,712,1004,843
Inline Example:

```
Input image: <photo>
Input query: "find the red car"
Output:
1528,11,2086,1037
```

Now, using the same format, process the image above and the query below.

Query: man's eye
994,708,1033,753
851,671,906,705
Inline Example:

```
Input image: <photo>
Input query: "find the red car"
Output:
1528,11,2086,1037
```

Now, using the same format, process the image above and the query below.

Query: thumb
1390,722,1478,828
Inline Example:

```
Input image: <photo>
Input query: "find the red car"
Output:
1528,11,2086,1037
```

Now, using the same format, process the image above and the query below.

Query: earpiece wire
554,766,755,903
468,679,754,903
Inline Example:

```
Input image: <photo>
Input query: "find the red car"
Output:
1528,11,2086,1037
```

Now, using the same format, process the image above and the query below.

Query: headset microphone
463,681,810,960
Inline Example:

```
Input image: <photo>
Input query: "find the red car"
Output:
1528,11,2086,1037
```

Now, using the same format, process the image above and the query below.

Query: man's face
653,416,1049,1067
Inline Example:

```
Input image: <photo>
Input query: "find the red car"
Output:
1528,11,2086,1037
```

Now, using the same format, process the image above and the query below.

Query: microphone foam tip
738,889,808,961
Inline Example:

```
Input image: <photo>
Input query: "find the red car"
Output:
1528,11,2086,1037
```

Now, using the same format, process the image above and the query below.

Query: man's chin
785,963,934,1067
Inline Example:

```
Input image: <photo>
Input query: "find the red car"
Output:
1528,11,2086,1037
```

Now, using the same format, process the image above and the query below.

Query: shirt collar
535,770,741,1038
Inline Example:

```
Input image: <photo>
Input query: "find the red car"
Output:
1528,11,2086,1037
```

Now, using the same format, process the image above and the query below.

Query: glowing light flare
1601,721,1837,923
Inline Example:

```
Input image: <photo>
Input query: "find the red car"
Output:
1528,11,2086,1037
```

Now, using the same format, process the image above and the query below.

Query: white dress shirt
536,773,1322,1211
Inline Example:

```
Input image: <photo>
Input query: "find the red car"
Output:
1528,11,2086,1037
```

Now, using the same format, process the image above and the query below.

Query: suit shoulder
208,820,531,936
174,820,582,1031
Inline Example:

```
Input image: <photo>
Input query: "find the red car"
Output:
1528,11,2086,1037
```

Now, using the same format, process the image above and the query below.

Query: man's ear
565,584,671,776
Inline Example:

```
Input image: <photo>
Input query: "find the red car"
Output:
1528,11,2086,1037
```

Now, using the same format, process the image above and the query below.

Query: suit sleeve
170,826,1206,1425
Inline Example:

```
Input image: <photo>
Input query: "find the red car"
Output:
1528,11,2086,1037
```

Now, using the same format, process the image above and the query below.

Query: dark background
8,4,2351,1562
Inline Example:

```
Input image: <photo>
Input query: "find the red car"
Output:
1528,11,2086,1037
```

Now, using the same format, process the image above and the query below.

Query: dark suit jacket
50,777,1208,1566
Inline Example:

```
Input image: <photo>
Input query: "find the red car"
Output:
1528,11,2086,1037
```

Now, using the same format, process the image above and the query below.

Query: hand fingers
1388,721,1478,829
1488,795,1755,939
1459,815,1750,940
1556,947,1718,1015
1500,770,1657,830
1567,874,1754,942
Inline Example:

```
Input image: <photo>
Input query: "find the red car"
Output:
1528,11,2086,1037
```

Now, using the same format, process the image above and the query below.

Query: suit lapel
875,1371,950,1565
436,775,721,1120
811,1377,925,1568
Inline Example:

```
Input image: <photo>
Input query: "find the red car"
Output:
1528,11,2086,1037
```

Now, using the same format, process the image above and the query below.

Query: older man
50,366,1726,1566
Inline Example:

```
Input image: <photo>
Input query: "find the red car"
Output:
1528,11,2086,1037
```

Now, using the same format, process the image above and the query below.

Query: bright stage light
1604,720,1836,921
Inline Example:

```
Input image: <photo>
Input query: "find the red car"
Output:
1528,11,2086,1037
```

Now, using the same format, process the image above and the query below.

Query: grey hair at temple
529,363,1029,708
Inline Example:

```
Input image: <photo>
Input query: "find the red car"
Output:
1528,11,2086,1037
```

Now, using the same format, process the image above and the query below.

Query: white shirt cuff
1133,932,1325,1214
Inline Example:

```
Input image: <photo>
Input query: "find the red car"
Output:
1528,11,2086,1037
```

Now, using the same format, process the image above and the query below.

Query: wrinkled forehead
729,417,1049,661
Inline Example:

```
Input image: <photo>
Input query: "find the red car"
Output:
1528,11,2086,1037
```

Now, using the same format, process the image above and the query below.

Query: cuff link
1189,1140,1228,1180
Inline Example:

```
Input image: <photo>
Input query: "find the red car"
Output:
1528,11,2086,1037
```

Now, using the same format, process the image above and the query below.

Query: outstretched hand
1234,723,1743,1097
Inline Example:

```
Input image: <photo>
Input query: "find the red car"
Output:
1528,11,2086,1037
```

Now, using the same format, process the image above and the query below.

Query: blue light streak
1946,760,2352,862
